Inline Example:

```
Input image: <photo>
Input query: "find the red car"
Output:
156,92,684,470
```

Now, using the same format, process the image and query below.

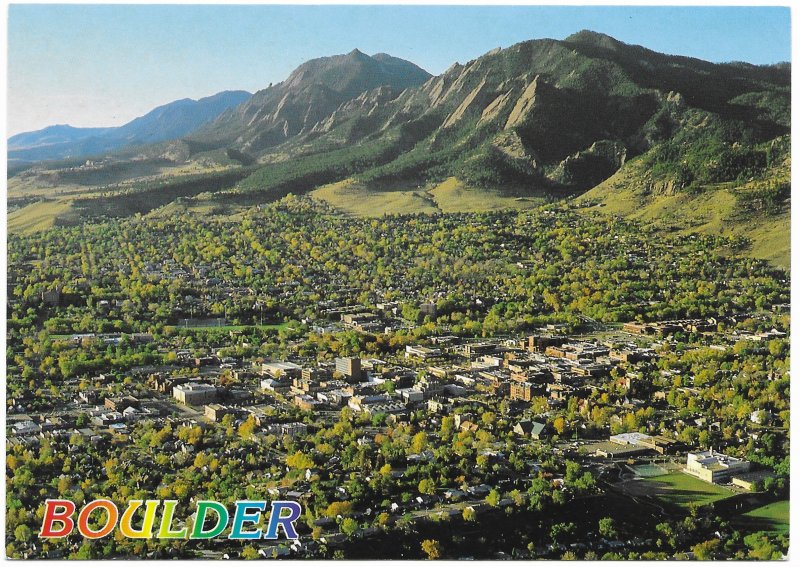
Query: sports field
741,500,789,534
622,471,735,510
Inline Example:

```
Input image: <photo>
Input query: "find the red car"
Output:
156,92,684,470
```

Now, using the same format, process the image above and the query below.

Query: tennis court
628,463,669,478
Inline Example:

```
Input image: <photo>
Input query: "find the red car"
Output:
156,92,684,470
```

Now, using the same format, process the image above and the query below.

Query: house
294,395,321,411
92,412,124,426
730,470,775,491
514,420,548,440
750,410,773,425
608,432,682,455
466,484,492,497
397,388,424,404
77,391,99,404
260,378,292,393
122,406,150,422
510,381,536,401
12,420,41,435
278,422,308,438
41,288,62,307
444,489,465,500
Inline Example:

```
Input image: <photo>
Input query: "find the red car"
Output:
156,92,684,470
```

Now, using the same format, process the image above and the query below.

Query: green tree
418,478,436,495
691,539,720,560
241,545,260,560
340,518,359,536
598,517,618,539
13,525,32,544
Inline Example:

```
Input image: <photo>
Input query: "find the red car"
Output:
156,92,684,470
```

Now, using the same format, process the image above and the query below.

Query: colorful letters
39,499,302,540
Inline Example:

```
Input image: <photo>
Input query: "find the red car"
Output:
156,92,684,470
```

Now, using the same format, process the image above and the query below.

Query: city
6,199,789,559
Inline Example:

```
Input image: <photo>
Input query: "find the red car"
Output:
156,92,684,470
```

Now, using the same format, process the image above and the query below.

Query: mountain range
8,90,252,164
7,31,790,266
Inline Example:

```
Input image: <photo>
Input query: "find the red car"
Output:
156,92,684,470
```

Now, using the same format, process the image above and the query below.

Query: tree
691,538,720,560
486,489,501,507
241,545,260,560
598,517,618,539
340,518,359,536
418,478,436,495
421,539,442,560
325,501,353,518
13,525,32,544
411,431,429,454
462,507,476,522
743,533,783,560
238,416,257,439
286,451,314,470
550,522,576,544
553,416,567,436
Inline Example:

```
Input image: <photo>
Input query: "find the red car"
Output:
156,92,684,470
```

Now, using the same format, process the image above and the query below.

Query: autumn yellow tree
421,539,442,560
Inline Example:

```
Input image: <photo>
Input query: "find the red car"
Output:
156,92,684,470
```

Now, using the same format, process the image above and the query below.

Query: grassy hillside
8,199,81,234
577,139,790,268
310,176,547,216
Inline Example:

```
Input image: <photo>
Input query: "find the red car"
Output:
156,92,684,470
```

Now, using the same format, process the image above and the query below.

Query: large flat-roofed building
405,345,442,360
610,432,652,446
261,361,302,379
608,432,683,455
588,441,652,459
685,449,750,484
173,383,217,405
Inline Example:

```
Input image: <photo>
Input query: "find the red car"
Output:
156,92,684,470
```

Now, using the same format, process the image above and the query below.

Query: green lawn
643,472,735,509
741,500,789,535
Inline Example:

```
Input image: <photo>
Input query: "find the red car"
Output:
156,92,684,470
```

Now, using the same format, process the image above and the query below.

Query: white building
685,449,750,484
173,383,217,405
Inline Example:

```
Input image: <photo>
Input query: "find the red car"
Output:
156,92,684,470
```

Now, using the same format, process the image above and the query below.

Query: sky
6,4,792,137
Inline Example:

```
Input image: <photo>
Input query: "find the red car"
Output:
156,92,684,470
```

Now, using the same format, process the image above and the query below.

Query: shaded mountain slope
217,31,786,206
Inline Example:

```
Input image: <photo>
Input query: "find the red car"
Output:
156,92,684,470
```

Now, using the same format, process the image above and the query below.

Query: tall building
510,381,535,401
335,357,362,380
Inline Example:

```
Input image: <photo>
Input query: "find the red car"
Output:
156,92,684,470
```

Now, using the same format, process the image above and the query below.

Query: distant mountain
192,50,432,153
8,90,252,164
8,124,114,149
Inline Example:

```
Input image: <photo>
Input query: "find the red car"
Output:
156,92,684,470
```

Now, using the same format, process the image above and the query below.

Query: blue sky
7,4,792,136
